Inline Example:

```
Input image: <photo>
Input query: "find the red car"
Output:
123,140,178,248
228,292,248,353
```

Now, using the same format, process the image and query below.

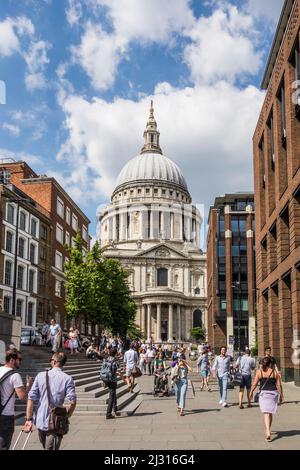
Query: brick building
0,161,90,330
207,194,256,353
0,181,52,327
253,0,300,384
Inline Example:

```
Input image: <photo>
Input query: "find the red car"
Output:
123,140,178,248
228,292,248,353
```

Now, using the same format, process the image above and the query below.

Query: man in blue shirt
24,352,76,450
212,346,231,407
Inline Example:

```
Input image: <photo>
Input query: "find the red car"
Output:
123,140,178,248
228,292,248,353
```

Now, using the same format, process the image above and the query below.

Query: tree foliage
190,327,206,342
64,236,136,336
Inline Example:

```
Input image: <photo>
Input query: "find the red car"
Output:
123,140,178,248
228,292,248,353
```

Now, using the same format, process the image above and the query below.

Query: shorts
125,366,134,377
239,374,252,390
201,370,208,378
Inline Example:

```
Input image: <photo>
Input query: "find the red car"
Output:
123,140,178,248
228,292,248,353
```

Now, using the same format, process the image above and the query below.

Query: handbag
46,371,69,436
131,365,142,378
254,370,273,403
232,371,243,386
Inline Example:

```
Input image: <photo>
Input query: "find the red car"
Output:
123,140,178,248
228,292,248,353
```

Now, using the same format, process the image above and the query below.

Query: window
138,189,141,194
267,111,275,170
55,252,63,270
19,212,26,231
39,271,45,286
40,246,46,261
170,191,173,196
38,302,45,318
18,238,25,258
31,218,37,237
157,268,168,286
7,204,15,224
82,225,88,241
4,261,12,286
55,280,62,297
241,299,248,311
154,188,158,194
4,296,11,314
220,299,227,311
146,188,150,194
72,214,78,231
29,270,35,292
16,299,23,317
65,232,70,247
5,231,13,253
162,189,166,195
17,265,24,289
57,197,64,218
27,302,34,326
29,244,36,264
56,223,63,243
66,207,71,225
40,225,47,240
218,243,225,257
236,201,246,211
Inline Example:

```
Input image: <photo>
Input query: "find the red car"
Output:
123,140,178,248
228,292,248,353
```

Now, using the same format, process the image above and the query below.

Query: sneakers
219,399,223,405
222,402,228,407
106,414,115,419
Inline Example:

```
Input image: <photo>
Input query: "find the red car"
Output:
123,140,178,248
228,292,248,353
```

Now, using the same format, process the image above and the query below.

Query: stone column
168,304,173,342
177,305,182,342
141,304,146,338
156,303,162,343
147,304,151,342
112,215,117,241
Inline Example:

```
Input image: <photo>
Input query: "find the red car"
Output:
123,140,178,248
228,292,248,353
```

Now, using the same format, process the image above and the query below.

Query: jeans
106,381,117,416
0,415,15,450
38,430,62,450
176,379,188,409
147,359,154,375
217,375,228,402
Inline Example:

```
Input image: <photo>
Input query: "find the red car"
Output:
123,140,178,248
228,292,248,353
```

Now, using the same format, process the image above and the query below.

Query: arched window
157,268,168,287
193,309,202,328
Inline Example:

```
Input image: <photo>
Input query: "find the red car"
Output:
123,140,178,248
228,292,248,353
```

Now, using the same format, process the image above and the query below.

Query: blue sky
0,0,284,244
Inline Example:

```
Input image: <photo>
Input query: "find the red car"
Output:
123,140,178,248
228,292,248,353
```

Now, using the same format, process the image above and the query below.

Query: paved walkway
12,371,300,450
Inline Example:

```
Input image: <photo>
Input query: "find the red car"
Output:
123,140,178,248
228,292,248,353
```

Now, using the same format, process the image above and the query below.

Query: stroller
153,365,170,396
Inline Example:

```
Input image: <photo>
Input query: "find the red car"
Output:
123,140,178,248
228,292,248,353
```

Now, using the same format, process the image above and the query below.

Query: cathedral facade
98,103,207,343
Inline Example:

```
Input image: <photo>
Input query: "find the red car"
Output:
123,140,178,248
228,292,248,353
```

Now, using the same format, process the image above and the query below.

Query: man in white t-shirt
49,318,61,353
123,343,138,392
0,349,32,450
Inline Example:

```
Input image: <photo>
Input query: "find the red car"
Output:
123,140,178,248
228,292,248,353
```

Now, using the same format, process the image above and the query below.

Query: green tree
190,327,206,342
64,234,90,332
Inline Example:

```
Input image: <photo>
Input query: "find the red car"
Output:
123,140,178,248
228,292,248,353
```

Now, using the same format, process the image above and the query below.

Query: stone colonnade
139,302,188,343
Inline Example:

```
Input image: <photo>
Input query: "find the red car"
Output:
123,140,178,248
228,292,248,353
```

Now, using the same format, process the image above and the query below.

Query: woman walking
249,356,283,442
197,350,211,391
172,357,192,416
68,327,79,354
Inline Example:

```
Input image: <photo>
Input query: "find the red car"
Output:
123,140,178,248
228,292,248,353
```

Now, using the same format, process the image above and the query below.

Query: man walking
41,321,49,346
0,349,32,450
212,346,231,407
104,347,126,419
49,318,61,353
24,352,76,450
145,345,156,375
235,349,255,408
123,343,138,392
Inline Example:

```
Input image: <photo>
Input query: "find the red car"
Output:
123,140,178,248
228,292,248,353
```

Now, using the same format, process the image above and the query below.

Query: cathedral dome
115,152,187,191
114,101,188,193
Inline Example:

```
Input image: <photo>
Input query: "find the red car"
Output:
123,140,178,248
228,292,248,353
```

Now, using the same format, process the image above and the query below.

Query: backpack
100,358,113,383
0,369,18,415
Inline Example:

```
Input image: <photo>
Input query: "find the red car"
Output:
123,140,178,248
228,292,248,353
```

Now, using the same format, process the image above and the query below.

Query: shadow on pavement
185,408,221,414
133,412,163,416
271,429,300,442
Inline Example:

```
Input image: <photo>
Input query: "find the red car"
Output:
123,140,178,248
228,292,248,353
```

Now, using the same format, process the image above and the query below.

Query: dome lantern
141,100,162,155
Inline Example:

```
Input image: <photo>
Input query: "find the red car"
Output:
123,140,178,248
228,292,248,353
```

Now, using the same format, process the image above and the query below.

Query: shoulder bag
254,369,273,403
46,371,69,435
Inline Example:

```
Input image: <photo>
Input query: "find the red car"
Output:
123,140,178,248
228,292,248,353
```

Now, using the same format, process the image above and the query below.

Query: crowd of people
0,324,285,449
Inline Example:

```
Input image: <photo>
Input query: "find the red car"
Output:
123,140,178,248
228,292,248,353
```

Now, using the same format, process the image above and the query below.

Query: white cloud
70,23,124,91
24,40,52,90
0,148,42,165
184,5,262,85
245,0,285,25
2,123,20,136
56,81,264,212
70,0,194,90
0,16,34,57
66,0,82,26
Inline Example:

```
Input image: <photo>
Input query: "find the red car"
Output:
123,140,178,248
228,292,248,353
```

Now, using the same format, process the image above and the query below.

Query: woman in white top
68,328,79,354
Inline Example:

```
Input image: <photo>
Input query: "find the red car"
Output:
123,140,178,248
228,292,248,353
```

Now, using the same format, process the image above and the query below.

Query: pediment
135,243,188,259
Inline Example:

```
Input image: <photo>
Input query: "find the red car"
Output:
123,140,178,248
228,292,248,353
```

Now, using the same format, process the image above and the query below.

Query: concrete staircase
16,346,142,417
